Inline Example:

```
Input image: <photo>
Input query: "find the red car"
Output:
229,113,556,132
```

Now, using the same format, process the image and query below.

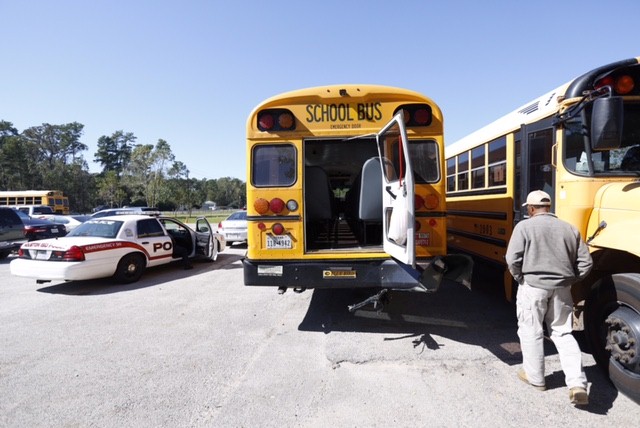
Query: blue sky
2,1,638,180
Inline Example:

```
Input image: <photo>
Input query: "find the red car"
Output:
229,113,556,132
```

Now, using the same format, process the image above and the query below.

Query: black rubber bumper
243,257,424,290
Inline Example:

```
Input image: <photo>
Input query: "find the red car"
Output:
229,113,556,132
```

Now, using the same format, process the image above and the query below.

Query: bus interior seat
345,157,383,244
305,166,337,243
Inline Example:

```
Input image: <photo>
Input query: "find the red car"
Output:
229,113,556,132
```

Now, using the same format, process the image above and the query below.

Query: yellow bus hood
588,181,640,258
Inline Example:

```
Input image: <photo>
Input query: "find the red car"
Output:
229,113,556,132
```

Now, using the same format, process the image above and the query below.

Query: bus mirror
590,96,623,150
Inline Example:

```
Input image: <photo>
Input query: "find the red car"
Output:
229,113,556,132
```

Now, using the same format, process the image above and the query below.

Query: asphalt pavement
0,245,637,427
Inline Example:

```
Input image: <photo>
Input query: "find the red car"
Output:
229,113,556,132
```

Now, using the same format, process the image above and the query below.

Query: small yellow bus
244,85,472,310
0,190,70,214
445,57,640,402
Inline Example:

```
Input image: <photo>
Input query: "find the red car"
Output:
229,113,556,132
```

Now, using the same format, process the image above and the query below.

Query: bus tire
585,273,640,404
114,253,146,284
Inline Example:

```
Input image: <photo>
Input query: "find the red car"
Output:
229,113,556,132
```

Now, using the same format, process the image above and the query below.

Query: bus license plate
266,235,292,249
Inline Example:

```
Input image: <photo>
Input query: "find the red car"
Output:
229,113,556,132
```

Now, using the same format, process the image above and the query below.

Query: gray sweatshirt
505,212,593,289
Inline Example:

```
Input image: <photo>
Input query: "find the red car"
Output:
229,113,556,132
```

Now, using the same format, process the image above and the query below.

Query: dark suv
0,208,26,259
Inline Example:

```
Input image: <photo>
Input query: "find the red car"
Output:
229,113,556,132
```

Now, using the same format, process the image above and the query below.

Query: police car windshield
67,220,123,238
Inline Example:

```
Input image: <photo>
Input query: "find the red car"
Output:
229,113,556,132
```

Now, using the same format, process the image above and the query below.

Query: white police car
10,215,225,284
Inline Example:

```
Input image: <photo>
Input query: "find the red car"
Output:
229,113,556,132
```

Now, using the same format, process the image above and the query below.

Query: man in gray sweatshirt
505,190,593,406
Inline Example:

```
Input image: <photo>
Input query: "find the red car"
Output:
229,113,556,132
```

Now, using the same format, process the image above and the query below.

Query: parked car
217,210,248,244
91,207,161,218
34,214,90,232
0,207,25,259
13,209,67,241
10,214,225,284
13,205,55,216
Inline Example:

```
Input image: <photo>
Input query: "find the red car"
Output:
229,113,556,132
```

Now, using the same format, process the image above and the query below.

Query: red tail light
595,74,636,95
63,246,85,261
270,198,285,214
272,223,285,235
615,75,635,94
257,109,296,131
395,104,433,127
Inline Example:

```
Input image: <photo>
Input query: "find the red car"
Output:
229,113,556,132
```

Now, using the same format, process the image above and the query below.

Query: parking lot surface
1,245,637,427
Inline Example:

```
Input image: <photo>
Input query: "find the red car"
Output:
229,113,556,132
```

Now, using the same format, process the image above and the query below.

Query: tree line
0,120,246,213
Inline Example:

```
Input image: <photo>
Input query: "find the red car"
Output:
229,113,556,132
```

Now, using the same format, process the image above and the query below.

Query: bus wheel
114,253,146,284
585,273,640,404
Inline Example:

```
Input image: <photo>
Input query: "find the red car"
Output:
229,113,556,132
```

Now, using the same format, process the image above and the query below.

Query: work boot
569,387,588,406
517,368,546,391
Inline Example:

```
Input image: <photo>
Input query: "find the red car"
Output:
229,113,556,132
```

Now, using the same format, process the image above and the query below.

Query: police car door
376,112,415,268
195,217,217,260
135,217,173,266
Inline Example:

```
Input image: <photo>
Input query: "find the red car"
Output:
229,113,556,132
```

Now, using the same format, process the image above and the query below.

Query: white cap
523,190,551,206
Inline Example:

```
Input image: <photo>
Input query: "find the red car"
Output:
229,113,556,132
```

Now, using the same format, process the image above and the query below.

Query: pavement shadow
298,281,522,364
298,270,622,411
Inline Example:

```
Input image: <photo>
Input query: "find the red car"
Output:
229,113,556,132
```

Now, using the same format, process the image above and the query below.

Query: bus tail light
595,74,635,95
254,198,269,214
270,198,285,214
395,104,433,127
424,194,439,210
254,198,298,215
272,223,285,235
286,199,298,211
415,193,439,210
615,75,634,94
257,109,296,131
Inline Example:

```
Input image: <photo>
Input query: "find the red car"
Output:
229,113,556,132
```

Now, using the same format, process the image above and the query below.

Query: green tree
123,144,154,204
149,139,174,207
21,122,88,191
96,170,127,208
214,177,246,208
0,121,36,189
94,130,136,176
123,140,176,207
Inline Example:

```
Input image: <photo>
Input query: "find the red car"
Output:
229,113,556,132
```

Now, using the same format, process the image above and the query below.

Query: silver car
217,210,247,244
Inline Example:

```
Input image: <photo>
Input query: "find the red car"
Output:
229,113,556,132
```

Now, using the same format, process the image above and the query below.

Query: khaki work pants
516,282,588,389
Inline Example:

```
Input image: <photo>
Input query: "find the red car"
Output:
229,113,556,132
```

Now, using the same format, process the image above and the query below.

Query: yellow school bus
0,190,70,214
445,57,640,403
244,85,472,310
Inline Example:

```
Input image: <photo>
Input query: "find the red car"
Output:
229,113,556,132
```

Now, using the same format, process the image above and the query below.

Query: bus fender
588,220,640,259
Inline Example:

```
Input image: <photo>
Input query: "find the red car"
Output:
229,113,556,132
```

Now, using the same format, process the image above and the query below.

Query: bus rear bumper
242,257,458,291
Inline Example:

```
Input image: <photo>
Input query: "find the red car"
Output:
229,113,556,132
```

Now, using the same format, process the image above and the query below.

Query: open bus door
348,112,473,312
376,112,416,268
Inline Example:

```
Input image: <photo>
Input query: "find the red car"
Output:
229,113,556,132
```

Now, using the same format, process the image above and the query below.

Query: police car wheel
114,253,146,284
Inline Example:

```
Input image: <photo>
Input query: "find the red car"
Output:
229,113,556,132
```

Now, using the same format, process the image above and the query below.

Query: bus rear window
252,144,297,187
409,140,440,183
